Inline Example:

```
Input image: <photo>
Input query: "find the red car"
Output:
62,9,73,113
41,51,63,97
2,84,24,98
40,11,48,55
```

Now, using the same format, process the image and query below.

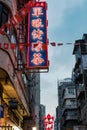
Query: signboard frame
27,2,49,70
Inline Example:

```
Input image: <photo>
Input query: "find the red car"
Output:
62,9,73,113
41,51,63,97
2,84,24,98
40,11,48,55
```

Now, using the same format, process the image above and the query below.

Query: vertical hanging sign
43,114,54,130
27,2,49,69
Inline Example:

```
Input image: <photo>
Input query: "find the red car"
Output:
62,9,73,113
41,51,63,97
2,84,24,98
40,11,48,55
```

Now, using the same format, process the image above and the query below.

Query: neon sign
27,2,49,69
43,114,54,130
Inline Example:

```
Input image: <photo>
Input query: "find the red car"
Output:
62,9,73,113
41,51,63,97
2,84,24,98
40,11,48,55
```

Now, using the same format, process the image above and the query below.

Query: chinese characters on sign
43,114,54,130
27,2,49,69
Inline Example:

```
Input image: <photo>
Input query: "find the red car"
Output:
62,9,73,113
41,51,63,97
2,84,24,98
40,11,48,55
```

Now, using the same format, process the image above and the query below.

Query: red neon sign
27,2,49,69
43,114,54,130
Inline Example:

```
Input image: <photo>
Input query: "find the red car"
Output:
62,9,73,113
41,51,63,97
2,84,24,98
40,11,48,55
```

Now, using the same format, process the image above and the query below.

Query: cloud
47,0,86,28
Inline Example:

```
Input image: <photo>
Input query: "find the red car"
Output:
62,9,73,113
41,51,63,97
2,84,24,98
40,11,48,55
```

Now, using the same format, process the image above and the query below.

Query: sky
40,0,87,116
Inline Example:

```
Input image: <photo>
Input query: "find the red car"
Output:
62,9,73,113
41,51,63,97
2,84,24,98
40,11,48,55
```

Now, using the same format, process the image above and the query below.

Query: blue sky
40,0,87,116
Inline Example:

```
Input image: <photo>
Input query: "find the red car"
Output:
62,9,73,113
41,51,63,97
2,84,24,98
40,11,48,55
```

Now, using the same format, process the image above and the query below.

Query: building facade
72,34,87,126
39,104,46,130
0,0,40,130
23,73,40,130
58,78,78,130
56,106,60,130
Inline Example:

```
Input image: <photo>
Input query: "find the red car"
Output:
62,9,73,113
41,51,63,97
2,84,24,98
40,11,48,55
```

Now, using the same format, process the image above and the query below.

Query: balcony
62,104,77,115
66,115,78,120
62,114,78,125
64,94,76,100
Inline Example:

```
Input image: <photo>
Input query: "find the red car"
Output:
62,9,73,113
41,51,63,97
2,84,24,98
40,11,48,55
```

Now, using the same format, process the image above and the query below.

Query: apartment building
72,34,87,125
58,78,78,130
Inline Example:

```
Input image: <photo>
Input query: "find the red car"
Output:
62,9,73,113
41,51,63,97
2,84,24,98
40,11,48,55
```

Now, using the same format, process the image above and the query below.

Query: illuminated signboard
43,114,54,130
27,2,49,69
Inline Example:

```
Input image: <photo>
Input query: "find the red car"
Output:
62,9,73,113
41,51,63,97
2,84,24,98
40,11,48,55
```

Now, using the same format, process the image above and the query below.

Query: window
0,3,9,27
68,88,75,95
70,99,76,105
